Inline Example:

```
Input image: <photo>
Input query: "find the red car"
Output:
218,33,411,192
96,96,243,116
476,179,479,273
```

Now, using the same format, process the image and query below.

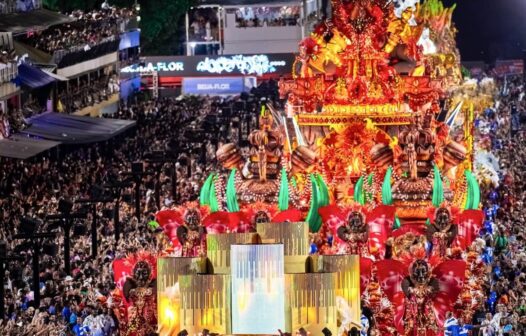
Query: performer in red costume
426,207,458,258
123,260,157,335
401,259,440,335
176,208,207,257
337,211,369,255
112,252,158,336
319,204,395,259
376,256,466,336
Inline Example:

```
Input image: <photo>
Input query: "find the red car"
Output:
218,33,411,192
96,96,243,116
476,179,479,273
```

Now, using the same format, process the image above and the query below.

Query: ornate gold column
206,232,260,274
257,221,310,273
179,274,231,335
286,273,338,335
157,257,207,336
310,254,361,332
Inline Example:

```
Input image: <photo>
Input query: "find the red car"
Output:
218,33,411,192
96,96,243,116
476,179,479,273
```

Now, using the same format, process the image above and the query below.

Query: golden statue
247,111,284,182
216,106,316,204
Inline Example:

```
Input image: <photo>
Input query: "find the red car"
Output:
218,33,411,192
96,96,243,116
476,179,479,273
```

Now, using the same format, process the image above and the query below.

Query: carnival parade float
112,1,489,335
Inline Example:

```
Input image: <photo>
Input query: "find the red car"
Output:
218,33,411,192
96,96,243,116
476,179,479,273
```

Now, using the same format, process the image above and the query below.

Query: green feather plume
354,176,365,205
382,167,393,205
316,174,330,207
393,216,401,230
465,170,481,210
306,174,322,233
209,174,220,213
278,168,289,211
432,165,444,207
199,173,214,206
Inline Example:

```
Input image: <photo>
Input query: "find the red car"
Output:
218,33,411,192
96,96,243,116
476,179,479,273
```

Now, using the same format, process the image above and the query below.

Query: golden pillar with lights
206,232,260,274
310,255,361,332
179,274,231,335
286,273,338,335
257,221,310,273
157,257,207,336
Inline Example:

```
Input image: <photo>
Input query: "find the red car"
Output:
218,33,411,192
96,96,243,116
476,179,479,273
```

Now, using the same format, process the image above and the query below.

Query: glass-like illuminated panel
231,244,285,334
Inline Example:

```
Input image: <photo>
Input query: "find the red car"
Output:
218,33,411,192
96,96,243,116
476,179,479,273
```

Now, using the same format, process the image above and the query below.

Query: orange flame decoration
318,123,392,185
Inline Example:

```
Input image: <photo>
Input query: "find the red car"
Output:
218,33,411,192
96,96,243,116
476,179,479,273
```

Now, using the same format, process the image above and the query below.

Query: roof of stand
0,134,60,159
21,112,136,144
0,9,74,34
14,63,56,89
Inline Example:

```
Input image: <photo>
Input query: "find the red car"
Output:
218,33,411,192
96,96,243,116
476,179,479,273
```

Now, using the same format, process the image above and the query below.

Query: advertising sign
182,77,247,95
120,53,295,77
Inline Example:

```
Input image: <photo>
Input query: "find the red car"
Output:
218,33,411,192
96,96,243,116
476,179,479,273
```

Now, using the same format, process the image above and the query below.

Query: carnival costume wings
375,258,466,334
425,206,484,250
155,203,212,254
156,202,305,250
319,204,395,259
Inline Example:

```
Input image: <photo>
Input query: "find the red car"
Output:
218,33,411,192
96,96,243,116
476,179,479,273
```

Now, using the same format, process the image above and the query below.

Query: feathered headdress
122,250,158,282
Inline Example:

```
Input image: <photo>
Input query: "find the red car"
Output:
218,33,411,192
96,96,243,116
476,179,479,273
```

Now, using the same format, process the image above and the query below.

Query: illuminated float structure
111,1,487,335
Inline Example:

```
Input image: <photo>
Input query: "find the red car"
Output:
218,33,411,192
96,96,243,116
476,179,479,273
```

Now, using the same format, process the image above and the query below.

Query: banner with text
182,77,250,95
120,53,295,78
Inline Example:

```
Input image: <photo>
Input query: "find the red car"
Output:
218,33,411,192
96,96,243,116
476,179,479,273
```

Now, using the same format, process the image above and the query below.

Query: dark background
446,0,526,62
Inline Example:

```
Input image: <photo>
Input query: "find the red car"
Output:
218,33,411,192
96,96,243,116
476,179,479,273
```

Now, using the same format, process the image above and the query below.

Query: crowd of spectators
0,46,17,86
19,7,134,55
0,0,40,15
3,72,526,335
0,83,275,335
57,73,120,114
0,47,16,66
0,105,10,139
235,6,301,28
20,94,46,118
189,8,219,42
464,74,526,335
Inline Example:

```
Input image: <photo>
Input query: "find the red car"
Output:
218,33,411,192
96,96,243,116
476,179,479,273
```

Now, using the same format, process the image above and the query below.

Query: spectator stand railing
0,61,17,85
51,35,119,67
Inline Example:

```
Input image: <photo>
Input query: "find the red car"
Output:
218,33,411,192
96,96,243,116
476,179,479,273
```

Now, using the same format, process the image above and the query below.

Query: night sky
446,0,526,62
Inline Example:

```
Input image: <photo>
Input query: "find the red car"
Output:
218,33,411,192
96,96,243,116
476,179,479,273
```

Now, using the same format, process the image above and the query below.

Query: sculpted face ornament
348,211,365,232
411,259,430,284
184,209,201,231
259,113,273,131
435,208,451,231
133,261,152,287
255,210,271,224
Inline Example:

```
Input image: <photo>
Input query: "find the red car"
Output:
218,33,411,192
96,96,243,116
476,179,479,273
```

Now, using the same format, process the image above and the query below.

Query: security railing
0,62,17,85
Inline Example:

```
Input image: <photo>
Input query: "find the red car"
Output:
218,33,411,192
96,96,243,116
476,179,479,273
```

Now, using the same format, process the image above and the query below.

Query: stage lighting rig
47,200,87,275
13,219,56,310
0,241,24,319
103,177,133,241
76,185,114,258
